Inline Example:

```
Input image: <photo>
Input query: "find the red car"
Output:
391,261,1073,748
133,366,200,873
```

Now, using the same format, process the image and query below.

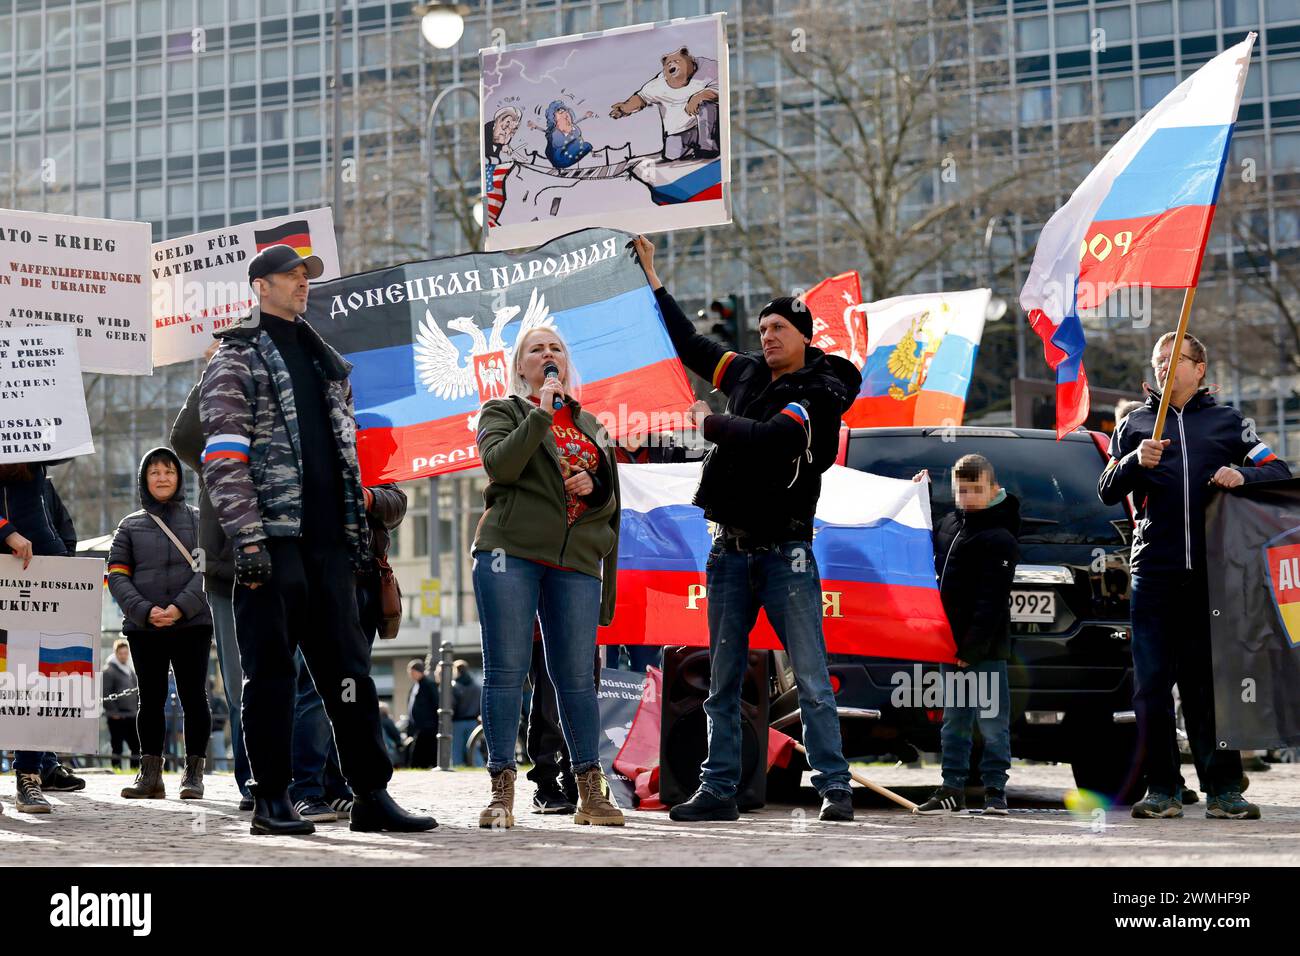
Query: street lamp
984,215,1027,381
414,3,467,49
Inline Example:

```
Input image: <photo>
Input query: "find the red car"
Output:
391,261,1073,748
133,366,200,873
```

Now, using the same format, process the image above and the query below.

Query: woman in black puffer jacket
106,447,212,801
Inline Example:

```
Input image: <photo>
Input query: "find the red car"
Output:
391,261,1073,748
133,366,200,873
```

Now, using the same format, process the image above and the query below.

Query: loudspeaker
659,646,769,808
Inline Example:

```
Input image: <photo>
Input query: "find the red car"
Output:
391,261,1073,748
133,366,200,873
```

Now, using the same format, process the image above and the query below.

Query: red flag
613,666,666,810
768,727,797,769
803,271,867,369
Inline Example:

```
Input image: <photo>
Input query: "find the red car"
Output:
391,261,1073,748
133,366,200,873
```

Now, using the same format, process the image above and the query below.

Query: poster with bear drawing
479,13,731,252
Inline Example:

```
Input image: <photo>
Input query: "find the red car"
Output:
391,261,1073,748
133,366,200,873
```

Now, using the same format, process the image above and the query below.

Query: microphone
542,362,564,411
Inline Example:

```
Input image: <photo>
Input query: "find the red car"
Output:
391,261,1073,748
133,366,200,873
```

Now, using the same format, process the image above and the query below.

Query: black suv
765,426,1144,803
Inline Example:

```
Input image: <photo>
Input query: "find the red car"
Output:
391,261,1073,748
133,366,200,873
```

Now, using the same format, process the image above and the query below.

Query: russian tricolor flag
38,632,95,677
1021,34,1256,437
601,463,956,663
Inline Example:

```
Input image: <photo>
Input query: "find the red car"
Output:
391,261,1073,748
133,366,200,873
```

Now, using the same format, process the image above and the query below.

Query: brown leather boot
121,755,166,799
574,766,625,826
179,755,205,799
479,768,516,829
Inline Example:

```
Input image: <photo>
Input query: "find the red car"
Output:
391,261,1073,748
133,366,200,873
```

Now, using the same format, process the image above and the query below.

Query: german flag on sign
254,220,312,258
0,630,7,674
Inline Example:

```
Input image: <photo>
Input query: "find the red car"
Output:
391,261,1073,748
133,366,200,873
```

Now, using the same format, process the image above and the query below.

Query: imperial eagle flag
601,463,955,661
305,228,695,482
1020,34,1256,437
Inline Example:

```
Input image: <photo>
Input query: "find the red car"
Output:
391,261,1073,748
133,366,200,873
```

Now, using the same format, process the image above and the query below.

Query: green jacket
473,395,620,625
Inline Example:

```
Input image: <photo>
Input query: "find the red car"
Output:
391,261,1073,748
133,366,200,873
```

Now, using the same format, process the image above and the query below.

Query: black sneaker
327,797,354,819
15,772,52,813
983,789,1009,815
668,788,740,822
819,789,854,822
41,763,86,792
532,778,576,814
560,771,578,808
915,786,966,815
292,799,338,823
1180,786,1199,805
238,796,255,812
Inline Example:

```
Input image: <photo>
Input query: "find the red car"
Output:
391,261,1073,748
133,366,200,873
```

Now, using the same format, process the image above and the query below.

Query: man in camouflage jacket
198,243,436,836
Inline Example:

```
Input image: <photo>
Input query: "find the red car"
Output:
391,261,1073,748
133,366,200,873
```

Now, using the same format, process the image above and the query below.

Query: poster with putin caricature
479,13,731,252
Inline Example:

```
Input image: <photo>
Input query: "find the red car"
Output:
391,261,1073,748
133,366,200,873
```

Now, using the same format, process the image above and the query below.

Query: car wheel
1070,717,1147,805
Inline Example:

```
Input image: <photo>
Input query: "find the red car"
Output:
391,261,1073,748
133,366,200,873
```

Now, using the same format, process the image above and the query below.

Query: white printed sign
0,326,94,463
0,555,106,754
151,207,340,366
0,208,153,375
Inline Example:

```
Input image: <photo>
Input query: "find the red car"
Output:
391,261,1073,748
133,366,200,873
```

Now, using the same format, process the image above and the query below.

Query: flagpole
1150,287,1199,442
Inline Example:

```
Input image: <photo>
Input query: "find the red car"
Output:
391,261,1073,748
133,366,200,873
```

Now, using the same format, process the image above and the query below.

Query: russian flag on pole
38,632,95,677
306,228,695,482
602,463,956,662
1020,34,1256,437
842,289,991,428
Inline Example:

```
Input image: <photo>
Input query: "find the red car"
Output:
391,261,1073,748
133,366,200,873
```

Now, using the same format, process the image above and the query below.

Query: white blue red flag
601,463,955,662
1020,34,1255,436
307,228,695,482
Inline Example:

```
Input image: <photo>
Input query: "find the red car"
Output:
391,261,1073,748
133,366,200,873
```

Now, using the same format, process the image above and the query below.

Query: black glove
235,542,273,586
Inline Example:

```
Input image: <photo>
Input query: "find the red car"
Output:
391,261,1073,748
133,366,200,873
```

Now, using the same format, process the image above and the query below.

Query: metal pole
1009,219,1026,381
331,0,344,263
424,83,476,254
436,639,455,770
427,475,454,770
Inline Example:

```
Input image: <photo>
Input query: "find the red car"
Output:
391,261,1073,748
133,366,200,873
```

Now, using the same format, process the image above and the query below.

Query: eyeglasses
1153,354,1198,373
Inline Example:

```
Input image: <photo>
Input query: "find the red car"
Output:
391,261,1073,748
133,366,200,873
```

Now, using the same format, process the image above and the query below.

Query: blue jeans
13,751,57,774
209,590,252,798
605,645,663,673
939,660,1011,791
472,552,602,775
701,541,851,799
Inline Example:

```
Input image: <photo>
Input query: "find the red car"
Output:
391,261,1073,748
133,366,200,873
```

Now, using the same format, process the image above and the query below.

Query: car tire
1070,717,1147,806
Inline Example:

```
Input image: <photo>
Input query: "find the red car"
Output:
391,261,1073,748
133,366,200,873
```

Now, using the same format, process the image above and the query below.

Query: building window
1222,0,1259,28
168,60,195,91
199,56,225,88
138,0,164,35
264,46,289,79
76,75,101,125
169,182,194,213
1097,7,1131,43
231,51,257,84
295,167,322,200
1179,0,1215,31
138,64,163,96
108,127,133,162
232,0,257,20
231,113,258,145
199,179,225,211
199,116,226,149
170,0,195,28
169,120,195,153
107,189,134,218
361,34,386,68
1018,86,1052,124
264,172,290,203
1140,72,1175,110
294,104,322,137
137,124,163,157
107,2,133,40
138,186,164,219
231,174,257,207
1015,15,1049,53
1275,131,1300,172
1054,11,1089,48
76,132,102,183
1137,1,1173,36
1271,58,1300,98
1057,81,1090,118
1101,76,1135,114
295,41,321,75
107,66,132,102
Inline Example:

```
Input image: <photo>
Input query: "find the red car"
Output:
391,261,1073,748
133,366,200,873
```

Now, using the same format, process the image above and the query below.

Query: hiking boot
915,786,966,815
819,789,854,822
479,768,516,829
532,776,576,814
574,766,624,826
668,788,739,822
120,755,166,799
1206,791,1261,820
1130,791,1183,819
15,772,51,813
179,756,205,800
983,788,1009,815
41,763,86,792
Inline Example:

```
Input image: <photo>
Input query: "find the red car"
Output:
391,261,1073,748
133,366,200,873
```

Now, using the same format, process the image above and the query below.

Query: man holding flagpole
1099,332,1288,819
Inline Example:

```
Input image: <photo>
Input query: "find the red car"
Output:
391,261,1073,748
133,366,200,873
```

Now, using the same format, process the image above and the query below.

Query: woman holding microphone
471,326,623,829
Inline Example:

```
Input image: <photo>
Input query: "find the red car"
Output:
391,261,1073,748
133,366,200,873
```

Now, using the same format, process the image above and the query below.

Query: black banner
1206,478,1300,749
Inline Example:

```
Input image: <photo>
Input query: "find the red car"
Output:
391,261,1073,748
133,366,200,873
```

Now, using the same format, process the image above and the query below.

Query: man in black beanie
632,236,863,823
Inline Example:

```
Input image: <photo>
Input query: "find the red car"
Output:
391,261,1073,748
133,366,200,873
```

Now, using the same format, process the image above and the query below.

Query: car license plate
1009,590,1055,623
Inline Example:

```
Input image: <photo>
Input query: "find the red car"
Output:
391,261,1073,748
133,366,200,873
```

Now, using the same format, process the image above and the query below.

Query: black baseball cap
248,243,325,283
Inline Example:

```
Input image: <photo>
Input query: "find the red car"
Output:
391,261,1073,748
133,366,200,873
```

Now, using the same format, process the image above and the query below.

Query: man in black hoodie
913,454,1019,815
633,237,861,823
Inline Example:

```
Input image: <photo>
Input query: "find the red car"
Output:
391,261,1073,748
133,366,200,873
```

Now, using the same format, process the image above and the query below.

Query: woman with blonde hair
471,325,622,828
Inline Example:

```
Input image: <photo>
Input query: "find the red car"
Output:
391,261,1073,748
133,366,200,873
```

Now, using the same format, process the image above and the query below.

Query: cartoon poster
480,13,731,252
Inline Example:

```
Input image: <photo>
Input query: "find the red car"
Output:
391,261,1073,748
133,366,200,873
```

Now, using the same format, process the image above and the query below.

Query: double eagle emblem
413,287,553,431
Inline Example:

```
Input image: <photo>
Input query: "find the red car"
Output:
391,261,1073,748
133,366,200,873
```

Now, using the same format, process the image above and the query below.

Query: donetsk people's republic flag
602,463,956,661
1020,34,1255,437
305,228,695,483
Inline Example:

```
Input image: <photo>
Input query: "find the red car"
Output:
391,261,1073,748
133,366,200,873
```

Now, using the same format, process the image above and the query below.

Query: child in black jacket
914,454,1020,815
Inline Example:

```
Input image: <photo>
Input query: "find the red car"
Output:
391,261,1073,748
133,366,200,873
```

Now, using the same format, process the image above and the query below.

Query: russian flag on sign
307,228,695,483
601,463,956,663
1020,34,1256,437
38,632,95,677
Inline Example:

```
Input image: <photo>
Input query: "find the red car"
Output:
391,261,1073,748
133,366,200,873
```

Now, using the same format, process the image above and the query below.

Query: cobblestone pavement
1,763,1297,866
